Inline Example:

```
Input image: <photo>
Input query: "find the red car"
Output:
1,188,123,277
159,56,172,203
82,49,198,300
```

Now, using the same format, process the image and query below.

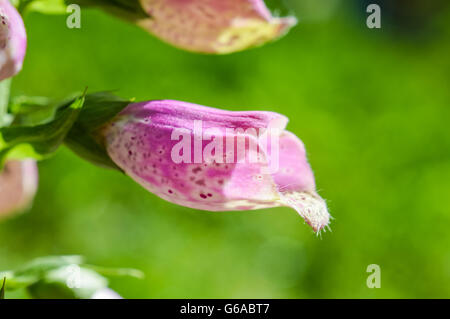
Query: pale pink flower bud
0,160,38,219
0,0,27,80
137,0,297,54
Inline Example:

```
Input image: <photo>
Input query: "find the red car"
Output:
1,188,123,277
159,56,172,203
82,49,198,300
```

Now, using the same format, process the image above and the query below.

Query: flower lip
280,191,330,233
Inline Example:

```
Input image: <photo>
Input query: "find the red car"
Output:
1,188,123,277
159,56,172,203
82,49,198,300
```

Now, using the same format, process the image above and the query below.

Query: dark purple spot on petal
195,179,205,186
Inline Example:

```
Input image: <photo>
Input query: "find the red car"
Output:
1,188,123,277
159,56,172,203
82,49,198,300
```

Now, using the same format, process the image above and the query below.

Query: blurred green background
1,0,450,298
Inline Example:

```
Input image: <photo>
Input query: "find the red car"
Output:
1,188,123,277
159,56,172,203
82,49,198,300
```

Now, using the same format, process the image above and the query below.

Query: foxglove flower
137,0,297,54
101,100,330,232
0,160,38,219
0,0,27,80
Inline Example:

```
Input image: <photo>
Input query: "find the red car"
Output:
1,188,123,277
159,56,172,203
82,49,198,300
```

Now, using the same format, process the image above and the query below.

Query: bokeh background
1,0,450,298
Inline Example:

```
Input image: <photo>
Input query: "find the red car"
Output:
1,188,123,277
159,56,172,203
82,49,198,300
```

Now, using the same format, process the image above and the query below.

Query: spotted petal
102,100,329,232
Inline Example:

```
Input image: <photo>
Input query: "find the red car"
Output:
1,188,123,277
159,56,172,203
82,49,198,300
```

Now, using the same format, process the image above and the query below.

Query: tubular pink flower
0,160,38,219
137,0,297,54
101,101,329,232
0,0,27,80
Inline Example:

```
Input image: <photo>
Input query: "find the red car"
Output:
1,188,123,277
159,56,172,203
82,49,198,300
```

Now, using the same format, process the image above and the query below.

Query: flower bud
101,100,329,232
137,0,297,54
0,0,27,80
0,160,38,219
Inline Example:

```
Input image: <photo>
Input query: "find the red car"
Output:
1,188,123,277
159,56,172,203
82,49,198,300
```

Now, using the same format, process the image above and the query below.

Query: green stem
0,79,11,128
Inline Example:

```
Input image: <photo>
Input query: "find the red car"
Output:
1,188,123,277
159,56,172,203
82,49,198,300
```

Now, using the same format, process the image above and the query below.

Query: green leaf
0,89,129,171
0,273,38,290
1,255,143,299
25,0,68,14
27,282,77,299
0,92,85,166
7,256,84,290
0,277,5,299
84,264,145,279
14,255,84,278
10,96,56,126
64,91,131,170
27,267,108,299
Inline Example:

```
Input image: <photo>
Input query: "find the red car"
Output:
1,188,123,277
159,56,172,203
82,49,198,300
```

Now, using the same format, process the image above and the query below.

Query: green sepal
64,0,150,21
0,92,85,167
264,0,295,17
64,92,131,171
0,90,130,171
10,95,57,126
18,0,149,19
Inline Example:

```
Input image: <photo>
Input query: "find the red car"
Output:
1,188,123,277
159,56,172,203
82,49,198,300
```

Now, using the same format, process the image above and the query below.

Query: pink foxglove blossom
101,100,329,232
137,0,297,54
0,0,27,80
